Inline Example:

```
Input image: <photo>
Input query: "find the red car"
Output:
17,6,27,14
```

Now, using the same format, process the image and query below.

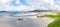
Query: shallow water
0,12,54,27
0,16,54,27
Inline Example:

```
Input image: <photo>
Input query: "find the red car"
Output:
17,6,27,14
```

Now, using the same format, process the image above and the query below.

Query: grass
46,12,60,27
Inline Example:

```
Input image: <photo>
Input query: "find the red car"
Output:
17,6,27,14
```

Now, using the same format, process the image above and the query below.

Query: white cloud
50,0,60,10
0,0,60,11
5,5,34,11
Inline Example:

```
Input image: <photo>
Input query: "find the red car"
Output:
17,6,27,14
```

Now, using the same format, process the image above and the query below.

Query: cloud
5,5,34,11
0,0,60,11
50,0,60,10
0,0,6,11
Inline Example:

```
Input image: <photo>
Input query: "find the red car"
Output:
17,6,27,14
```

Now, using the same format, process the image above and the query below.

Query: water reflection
0,11,54,27
0,17,54,27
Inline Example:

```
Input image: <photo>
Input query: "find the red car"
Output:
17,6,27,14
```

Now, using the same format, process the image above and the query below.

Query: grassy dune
46,12,60,27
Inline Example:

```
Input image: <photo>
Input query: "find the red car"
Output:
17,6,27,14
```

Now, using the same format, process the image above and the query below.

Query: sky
0,0,60,11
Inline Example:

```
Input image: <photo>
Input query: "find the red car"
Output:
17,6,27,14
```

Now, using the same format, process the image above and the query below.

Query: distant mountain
29,10,52,12
0,11,30,14
0,11,19,14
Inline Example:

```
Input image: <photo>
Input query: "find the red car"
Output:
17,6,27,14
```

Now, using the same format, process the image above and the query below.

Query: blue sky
8,0,30,7
0,0,60,11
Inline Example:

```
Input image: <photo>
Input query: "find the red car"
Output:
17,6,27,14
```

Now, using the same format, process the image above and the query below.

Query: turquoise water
0,11,30,14
0,11,30,18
